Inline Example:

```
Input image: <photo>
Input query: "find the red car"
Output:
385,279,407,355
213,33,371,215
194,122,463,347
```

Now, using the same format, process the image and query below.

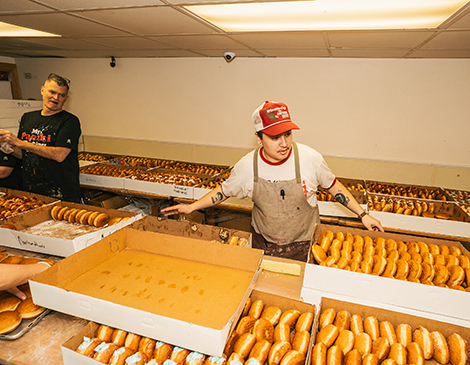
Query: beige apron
251,142,319,260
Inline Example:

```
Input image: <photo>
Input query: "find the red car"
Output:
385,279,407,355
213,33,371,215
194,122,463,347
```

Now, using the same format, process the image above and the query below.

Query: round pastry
333,310,351,331
278,309,301,329
227,352,243,365
153,342,174,363
447,265,465,288
252,317,274,343
94,213,109,228
242,298,252,317
248,339,271,363
382,258,397,278
0,295,22,313
16,297,46,319
77,337,102,357
273,323,291,343
398,251,411,261
268,340,292,365
248,300,264,319
0,310,22,335
50,205,62,220
124,332,142,352
381,360,398,365
372,337,390,361
353,332,372,357
458,255,470,269
124,351,148,365
420,262,435,282
108,217,123,226
93,342,120,363
261,306,283,326
360,261,372,274
111,329,128,347
295,312,313,332
344,348,362,365
139,337,156,360
316,324,339,348
350,314,364,336
326,345,343,365
57,206,70,220
319,308,336,330
334,329,354,355
63,208,75,222
447,333,468,365
379,321,397,346
362,353,380,365
430,331,450,364
387,250,399,262
234,332,257,359
68,208,80,223
80,211,93,225
87,211,100,226
364,316,380,341
224,332,240,358
434,254,446,266
388,343,407,365
433,264,449,286
96,324,114,342
334,231,345,243
371,256,387,276
413,326,434,360
395,324,412,348
74,209,88,224
279,350,305,365
228,236,239,245
292,330,310,355
406,342,425,365
185,351,206,365
170,347,191,365
236,316,257,335
407,260,423,280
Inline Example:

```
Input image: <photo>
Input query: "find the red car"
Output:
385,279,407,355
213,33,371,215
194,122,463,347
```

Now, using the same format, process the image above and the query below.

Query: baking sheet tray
0,309,51,341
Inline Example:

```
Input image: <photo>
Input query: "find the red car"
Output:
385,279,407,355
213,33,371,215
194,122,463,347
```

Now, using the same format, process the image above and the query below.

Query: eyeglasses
47,73,71,88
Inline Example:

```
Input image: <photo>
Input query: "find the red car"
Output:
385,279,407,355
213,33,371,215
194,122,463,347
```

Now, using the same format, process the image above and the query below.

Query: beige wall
13,57,470,190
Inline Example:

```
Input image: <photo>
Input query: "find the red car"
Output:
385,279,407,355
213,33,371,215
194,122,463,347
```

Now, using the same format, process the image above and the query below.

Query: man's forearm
327,181,365,216
16,140,70,163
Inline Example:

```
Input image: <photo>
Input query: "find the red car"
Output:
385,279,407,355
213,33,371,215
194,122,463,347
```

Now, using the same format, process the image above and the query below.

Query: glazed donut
353,332,372,357
372,337,391,361
242,298,252,317
96,324,114,342
350,314,364,336
382,259,397,278
80,211,93,225
407,260,423,280
68,208,80,223
434,254,446,266
94,213,109,228
410,253,423,264
395,324,412,348
63,208,75,222
87,211,100,226
273,323,291,343
388,343,407,365
268,341,292,365
261,306,283,326
326,345,343,365
124,332,141,352
171,347,191,365
310,342,326,365
379,321,397,346
420,262,435,282
447,265,465,288
108,217,123,226
350,251,362,263
447,333,468,365
252,318,274,343
334,329,354,355
420,252,434,265
430,331,450,364
316,324,339,348
228,236,239,245
224,332,240,358
333,310,351,331
364,316,380,341
278,309,301,329
413,326,434,360
330,239,343,251
381,360,398,365
433,264,449,286
334,231,345,243
344,349,362,365
93,342,120,364
295,312,313,332
139,337,156,360
248,300,264,319
445,255,459,268
236,316,257,335
319,308,336,330
387,250,399,262
439,245,450,256
153,342,174,363
279,350,305,365
318,230,334,250
395,260,409,280
398,251,411,261
77,337,102,357
363,245,375,257
111,329,128,347
372,255,387,276
50,205,62,220
292,330,310,355
360,261,372,275
248,340,271,364
406,342,425,365
427,244,440,255
57,206,70,220
74,209,88,224
234,333,257,359
458,255,470,269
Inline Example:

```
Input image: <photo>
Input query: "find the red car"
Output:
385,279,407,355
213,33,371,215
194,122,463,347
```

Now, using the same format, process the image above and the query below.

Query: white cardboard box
0,202,142,257
304,223,470,322
30,228,263,356
317,201,368,218
125,176,195,199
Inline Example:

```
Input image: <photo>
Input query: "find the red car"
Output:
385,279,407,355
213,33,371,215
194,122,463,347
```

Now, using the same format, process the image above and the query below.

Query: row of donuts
312,307,469,365
0,193,46,218
311,230,470,291
50,205,123,228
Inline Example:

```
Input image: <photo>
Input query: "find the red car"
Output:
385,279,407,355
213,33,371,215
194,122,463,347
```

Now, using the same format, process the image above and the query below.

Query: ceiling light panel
0,21,60,37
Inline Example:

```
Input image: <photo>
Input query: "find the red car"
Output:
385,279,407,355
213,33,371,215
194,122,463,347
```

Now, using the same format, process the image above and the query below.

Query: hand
362,214,384,232
6,286,27,300
0,130,20,147
160,204,194,217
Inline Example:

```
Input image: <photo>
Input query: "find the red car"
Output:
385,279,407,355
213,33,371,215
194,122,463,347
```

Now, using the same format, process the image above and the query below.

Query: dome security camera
110,57,116,68
224,52,236,62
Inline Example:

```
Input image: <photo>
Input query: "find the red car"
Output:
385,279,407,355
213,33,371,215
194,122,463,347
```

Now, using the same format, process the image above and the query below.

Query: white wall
14,57,470,169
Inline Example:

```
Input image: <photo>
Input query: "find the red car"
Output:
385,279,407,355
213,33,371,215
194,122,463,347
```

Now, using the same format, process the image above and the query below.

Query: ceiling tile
259,49,331,57
0,0,52,12
149,34,249,50
447,9,470,29
330,48,410,58
327,31,434,48
229,31,326,49
408,49,470,58
28,0,165,10
17,37,119,50
79,36,175,50
420,30,470,49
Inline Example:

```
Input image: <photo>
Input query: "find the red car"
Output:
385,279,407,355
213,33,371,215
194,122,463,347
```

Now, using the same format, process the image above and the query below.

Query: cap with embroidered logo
252,101,300,136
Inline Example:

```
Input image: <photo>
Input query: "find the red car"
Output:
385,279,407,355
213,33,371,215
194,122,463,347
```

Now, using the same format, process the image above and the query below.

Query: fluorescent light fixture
0,21,60,37
185,0,470,32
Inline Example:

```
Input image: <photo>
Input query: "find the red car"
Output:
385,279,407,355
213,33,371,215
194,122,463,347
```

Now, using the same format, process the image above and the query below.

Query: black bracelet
358,211,368,219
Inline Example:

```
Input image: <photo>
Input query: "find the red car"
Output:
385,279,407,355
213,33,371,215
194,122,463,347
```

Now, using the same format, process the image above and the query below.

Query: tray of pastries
164,161,229,176
106,156,175,169
80,163,148,178
0,193,47,220
366,181,450,201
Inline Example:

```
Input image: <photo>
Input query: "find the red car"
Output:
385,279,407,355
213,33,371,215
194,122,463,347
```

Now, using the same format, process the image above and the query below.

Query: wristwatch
358,211,368,219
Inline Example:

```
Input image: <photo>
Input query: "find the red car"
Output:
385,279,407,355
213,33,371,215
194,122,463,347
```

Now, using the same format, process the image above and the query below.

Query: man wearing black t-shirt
0,73,82,202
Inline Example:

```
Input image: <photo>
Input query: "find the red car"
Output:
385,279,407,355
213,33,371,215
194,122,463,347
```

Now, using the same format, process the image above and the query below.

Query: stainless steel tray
0,309,51,341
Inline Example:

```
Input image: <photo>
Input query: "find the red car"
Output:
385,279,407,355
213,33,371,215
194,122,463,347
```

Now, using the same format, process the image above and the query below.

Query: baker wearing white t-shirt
162,101,384,261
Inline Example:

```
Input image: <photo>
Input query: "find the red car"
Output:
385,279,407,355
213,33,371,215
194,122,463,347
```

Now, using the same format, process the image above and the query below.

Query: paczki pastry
16,297,46,319
0,310,22,335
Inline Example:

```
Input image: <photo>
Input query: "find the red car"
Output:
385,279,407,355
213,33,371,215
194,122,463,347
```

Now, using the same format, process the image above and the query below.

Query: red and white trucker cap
252,101,300,136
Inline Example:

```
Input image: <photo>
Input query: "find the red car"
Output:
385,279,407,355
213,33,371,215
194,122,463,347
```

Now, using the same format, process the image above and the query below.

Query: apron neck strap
253,142,301,183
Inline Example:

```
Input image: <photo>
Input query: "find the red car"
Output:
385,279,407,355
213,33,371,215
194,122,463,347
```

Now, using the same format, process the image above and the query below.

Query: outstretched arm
327,180,384,232
0,262,51,300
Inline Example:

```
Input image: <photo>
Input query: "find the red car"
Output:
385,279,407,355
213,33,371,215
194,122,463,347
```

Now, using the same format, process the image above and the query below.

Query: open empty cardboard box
303,223,470,322
30,228,263,356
